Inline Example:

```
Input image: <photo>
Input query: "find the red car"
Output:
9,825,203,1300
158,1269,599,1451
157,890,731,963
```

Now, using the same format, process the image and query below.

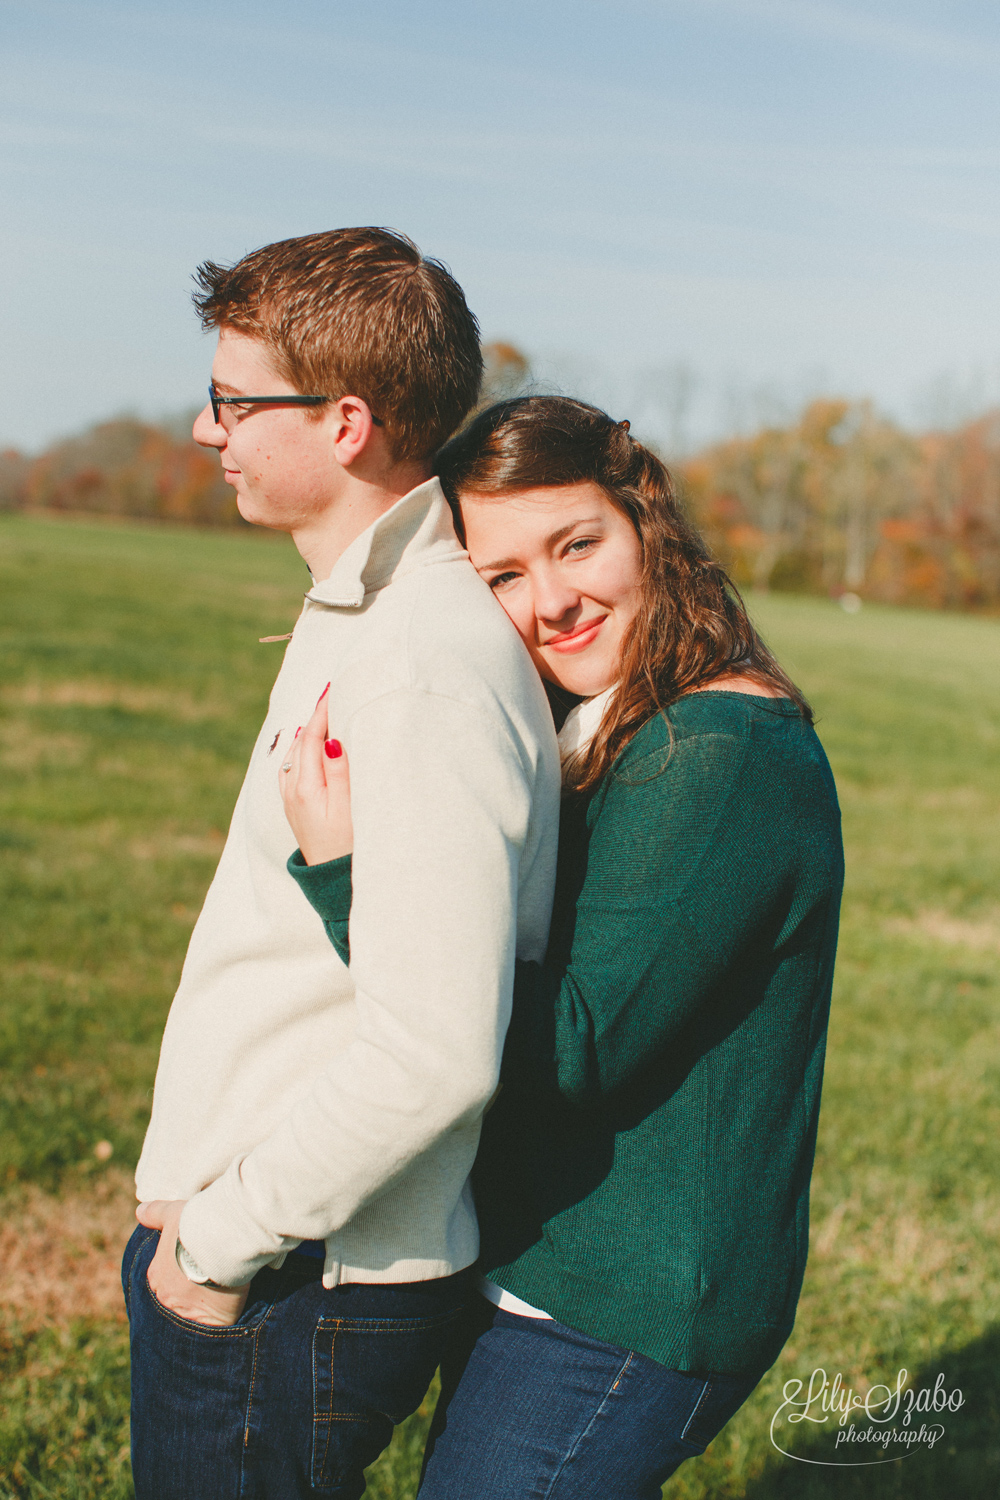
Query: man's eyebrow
211,380,244,395
479,519,605,574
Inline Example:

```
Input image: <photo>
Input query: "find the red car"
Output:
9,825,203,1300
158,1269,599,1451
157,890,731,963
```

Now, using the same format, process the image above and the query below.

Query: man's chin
235,493,284,532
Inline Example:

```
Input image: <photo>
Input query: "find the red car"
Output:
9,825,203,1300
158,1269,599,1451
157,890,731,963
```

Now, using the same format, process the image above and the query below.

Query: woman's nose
533,568,580,625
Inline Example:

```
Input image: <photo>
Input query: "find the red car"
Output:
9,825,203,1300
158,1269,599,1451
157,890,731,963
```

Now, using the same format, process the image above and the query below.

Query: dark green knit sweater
289,692,843,1375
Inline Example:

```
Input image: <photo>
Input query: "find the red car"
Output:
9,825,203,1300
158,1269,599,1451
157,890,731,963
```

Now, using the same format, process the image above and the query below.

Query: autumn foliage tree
679,399,1000,611
868,413,1000,609
4,417,237,526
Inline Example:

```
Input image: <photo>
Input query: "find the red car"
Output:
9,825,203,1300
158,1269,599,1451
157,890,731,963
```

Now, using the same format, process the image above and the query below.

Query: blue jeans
123,1225,471,1500
419,1299,762,1499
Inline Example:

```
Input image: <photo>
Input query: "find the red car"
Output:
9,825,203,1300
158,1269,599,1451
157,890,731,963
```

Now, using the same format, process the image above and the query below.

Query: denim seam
128,1230,160,1326
313,1311,461,1335
312,1325,336,1488
125,1229,157,1316
310,1307,462,1487
242,1302,276,1452
544,1351,634,1497
144,1278,268,1338
680,1378,714,1443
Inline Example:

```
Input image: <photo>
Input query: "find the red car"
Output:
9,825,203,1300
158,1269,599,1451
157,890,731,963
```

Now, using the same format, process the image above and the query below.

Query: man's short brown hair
192,228,482,461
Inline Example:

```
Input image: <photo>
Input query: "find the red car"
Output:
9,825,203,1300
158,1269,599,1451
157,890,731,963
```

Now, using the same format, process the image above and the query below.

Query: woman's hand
136,1199,250,1327
279,685,354,865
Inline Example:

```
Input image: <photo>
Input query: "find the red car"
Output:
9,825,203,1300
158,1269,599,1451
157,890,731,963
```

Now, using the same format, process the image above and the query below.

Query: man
124,228,560,1500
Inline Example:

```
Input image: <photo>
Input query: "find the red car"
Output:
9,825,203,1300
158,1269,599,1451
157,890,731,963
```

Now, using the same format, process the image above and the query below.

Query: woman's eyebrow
480,519,605,573
211,381,244,395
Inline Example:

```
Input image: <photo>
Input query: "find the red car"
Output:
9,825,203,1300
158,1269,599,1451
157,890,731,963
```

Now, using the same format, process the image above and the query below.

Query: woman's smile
545,615,607,653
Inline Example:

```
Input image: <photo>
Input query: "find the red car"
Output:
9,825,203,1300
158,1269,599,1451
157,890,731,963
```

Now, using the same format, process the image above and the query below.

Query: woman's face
460,481,644,697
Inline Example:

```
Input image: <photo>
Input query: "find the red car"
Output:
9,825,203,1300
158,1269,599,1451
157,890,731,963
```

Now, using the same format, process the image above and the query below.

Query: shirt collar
557,685,617,775
304,477,466,609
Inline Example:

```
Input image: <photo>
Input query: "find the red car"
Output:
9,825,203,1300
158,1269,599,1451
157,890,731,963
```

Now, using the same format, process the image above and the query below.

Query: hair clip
618,419,631,433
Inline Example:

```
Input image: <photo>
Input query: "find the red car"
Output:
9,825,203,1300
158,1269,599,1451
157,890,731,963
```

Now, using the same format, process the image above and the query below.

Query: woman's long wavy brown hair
436,396,811,793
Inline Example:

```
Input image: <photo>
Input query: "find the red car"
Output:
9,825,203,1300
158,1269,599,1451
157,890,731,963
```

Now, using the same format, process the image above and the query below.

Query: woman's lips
545,617,606,653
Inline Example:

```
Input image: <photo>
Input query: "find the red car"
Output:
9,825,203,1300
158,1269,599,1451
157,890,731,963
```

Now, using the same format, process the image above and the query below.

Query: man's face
193,328,343,532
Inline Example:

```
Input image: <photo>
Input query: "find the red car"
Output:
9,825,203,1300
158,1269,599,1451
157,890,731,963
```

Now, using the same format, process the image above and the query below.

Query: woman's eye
488,571,519,591
566,537,597,557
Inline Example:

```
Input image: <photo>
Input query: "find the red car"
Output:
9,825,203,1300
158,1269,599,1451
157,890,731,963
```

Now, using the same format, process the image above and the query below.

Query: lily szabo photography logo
770,1368,964,1467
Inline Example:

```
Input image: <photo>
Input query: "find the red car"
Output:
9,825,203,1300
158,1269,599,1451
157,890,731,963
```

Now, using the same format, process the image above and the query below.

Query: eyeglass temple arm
208,388,382,425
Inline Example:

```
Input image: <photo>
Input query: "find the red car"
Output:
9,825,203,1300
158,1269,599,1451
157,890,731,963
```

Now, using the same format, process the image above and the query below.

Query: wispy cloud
658,0,1000,72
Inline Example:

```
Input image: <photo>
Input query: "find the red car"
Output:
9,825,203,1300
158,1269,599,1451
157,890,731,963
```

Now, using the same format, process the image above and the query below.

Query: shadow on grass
741,1326,1000,1499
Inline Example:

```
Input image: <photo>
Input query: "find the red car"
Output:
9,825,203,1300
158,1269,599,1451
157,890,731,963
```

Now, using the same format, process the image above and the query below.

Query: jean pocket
135,1235,269,1341
142,1270,274,1341
680,1371,761,1451
311,1310,462,1491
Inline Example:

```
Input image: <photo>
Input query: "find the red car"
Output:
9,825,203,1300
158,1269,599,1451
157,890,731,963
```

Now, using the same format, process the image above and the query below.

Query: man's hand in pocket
137,1199,250,1327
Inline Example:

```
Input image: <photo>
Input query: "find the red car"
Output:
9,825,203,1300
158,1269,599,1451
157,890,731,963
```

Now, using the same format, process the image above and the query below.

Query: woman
280,397,843,1498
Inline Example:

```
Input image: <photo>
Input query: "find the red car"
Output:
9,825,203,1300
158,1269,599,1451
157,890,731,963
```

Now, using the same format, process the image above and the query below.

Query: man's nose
192,403,226,448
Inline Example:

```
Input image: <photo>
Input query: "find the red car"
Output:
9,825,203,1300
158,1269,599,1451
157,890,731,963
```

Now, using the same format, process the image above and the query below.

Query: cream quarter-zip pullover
135,479,560,1290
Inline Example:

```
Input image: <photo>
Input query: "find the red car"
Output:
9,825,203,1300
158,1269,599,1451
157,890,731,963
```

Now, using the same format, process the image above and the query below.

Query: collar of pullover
304,477,467,609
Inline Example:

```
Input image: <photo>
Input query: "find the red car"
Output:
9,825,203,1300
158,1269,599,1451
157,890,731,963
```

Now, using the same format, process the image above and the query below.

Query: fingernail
294,727,301,738
324,739,342,759
317,683,330,705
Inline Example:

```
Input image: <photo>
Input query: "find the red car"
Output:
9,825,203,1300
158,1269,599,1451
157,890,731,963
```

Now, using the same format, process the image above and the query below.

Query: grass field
1,511,998,1498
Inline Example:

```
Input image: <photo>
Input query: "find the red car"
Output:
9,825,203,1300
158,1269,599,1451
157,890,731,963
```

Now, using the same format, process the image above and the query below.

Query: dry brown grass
127,829,226,861
0,679,226,719
0,722,89,771
885,908,1000,953
0,1172,137,1331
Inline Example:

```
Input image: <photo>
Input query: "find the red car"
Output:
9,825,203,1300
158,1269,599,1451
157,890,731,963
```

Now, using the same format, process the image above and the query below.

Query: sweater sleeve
287,849,352,967
505,723,811,1105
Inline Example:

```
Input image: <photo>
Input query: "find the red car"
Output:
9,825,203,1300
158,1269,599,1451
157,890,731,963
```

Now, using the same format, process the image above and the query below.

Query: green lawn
1,513,998,1497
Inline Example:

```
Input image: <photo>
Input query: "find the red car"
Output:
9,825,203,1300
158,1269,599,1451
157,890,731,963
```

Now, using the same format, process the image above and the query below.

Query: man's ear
327,396,378,468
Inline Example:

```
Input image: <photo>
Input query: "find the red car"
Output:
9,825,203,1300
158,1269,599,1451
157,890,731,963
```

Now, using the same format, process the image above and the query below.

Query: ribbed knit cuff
287,849,353,920
178,1159,296,1289
287,850,352,964
175,1239,214,1284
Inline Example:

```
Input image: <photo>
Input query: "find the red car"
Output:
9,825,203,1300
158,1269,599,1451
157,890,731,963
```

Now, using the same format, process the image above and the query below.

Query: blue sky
3,0,999,450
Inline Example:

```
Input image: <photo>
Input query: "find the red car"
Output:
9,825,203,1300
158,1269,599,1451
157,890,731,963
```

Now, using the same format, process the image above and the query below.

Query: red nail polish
317,682,330,705
324,739,342,759
294,727,301,738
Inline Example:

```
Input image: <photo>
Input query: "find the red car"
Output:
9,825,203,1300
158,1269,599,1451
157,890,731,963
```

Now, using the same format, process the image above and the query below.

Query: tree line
686,397,1000,611
3,345,999,612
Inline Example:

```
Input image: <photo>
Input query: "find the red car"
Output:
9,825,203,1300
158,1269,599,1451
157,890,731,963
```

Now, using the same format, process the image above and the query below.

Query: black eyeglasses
209,383,383,426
